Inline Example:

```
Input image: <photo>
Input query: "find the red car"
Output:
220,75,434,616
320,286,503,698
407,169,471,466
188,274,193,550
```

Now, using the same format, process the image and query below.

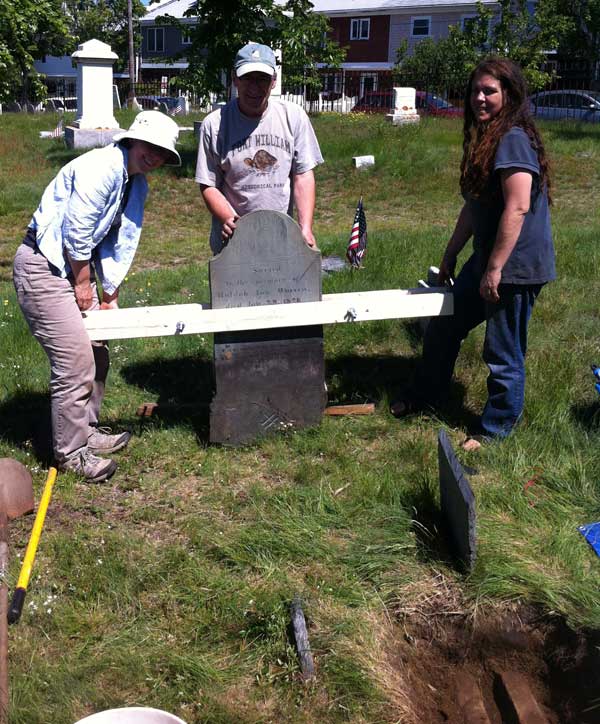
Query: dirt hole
393,607,600,723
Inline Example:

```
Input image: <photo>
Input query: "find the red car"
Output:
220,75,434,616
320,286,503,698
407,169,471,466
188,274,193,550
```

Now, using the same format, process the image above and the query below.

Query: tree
488,0,571,89
272,0,346,92
0,0,72,104
394,6,492,93
550,0,600,79
150,0,345,102
64,0,146,73
394,0,573,94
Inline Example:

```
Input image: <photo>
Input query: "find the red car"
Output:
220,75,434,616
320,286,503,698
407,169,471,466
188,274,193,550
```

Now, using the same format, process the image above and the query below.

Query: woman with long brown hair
392,57,556,449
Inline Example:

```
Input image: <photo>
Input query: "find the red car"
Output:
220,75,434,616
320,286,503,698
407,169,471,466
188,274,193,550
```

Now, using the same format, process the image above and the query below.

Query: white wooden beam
83,288,453,341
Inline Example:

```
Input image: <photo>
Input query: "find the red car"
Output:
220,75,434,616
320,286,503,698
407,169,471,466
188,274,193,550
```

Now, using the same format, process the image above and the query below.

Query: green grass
1,110,600,723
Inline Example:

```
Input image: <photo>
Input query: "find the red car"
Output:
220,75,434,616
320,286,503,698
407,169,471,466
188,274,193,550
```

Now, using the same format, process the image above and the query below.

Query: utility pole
127,0,139,108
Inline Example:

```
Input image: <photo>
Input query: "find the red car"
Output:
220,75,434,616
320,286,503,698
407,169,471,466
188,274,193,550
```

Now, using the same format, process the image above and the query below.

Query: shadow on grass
326,353,480,433
121,354,213,441
570,401,600,432
400,478,460,569
172,146,199,179
0,391,53,464
121,349,480,448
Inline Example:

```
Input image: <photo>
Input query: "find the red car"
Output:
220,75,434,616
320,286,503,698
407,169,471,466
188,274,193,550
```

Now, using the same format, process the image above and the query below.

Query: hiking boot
59,448,117,483
88,426,131,455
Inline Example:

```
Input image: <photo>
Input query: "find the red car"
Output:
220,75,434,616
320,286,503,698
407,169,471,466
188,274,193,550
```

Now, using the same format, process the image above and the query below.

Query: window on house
460,15,477,32
147,27,165,53
461,15,492,47
360,73,378,96
411,17,431,37
350,17,370,40
322,73,342,94
182,31,192,45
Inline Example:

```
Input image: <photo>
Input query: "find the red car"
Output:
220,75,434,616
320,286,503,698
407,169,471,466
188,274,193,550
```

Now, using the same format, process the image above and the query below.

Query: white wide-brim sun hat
114,111,181,166
74,706,187,723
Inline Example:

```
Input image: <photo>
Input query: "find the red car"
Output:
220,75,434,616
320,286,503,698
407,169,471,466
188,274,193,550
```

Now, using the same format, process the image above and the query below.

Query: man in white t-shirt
195,42,324,254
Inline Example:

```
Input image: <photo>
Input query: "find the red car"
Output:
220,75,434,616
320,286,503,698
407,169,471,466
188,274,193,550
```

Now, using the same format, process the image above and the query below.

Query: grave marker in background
65,39,123,150
209,211,326,445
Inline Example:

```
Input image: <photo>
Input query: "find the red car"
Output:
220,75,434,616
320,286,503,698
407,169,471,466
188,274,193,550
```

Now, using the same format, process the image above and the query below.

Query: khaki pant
13,243,109,463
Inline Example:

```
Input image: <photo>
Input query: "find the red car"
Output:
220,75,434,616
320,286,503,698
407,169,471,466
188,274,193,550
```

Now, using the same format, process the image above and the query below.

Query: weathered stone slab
65,126,124,150
209,210,326,445
352,155,374,169
386,87,420,125
438,428,477,570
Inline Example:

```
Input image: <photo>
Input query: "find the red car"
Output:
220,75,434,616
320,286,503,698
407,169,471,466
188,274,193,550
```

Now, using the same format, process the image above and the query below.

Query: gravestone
387,87,420,126
209,210,326,445
65,39,122,150
438,428,477,570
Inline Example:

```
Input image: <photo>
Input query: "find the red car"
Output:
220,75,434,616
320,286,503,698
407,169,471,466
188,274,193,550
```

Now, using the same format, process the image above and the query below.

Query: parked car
529,90,600,122
137,95,180,111
416,91,463,118
350,90,462,117
44,97,77,111
350,90,394,113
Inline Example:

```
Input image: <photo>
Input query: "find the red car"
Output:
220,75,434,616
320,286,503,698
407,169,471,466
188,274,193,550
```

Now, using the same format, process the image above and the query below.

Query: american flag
346,197,367,268
170,101,184,116
50,119,64,138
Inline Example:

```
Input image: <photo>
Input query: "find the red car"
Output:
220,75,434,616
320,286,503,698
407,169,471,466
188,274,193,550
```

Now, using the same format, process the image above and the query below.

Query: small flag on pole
170,99,184,116
346,197,367,268
50,119,63,139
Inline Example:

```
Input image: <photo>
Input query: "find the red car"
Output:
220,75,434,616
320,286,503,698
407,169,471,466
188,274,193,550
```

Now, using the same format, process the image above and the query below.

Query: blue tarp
578,521,600,557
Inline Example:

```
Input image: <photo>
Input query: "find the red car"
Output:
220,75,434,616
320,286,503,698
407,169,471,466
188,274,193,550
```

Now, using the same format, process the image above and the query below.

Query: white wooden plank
83,288,453,341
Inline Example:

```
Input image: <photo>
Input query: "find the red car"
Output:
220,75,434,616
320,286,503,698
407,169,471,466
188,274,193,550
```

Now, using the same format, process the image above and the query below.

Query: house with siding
140,0,196,82
312,0,500,96
139,0,500,92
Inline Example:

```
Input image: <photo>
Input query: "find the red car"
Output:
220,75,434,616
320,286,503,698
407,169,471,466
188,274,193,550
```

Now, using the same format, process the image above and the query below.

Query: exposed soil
392,607,600,723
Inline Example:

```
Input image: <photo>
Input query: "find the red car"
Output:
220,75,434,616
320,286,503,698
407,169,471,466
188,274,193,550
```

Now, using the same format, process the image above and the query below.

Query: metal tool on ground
9,467,57,624
0,459,34,723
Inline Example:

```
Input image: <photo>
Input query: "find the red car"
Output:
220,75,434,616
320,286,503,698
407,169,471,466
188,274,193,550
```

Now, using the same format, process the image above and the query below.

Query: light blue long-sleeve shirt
29,143,148,295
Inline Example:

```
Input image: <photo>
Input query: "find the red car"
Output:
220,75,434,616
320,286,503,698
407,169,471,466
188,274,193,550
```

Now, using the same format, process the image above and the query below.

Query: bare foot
461,436,483,452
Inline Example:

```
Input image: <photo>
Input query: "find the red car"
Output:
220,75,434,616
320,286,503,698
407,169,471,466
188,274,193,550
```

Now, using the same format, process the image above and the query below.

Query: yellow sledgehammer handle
8,467,57,624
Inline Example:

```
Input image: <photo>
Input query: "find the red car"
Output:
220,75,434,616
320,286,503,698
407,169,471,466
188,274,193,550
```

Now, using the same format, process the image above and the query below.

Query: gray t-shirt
195,98,324,253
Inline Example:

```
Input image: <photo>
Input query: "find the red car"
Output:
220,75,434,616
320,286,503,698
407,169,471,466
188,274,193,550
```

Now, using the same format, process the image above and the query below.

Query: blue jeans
416,253,542,439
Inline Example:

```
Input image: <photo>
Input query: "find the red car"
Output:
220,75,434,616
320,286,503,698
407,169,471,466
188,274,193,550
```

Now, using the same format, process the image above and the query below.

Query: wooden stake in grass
290,596,315,682
324,404,375,416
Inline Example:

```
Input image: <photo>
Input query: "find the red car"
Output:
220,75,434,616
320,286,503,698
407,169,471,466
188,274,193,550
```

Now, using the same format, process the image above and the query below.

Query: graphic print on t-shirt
244,149,279,172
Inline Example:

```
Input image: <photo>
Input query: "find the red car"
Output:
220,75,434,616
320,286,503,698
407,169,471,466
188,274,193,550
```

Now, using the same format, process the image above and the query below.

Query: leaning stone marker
438,428,477,570
209,210,326,445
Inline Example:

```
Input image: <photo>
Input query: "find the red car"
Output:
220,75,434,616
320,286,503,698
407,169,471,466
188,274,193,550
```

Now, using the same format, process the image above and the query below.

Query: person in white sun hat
13,111,180,483
196,41,324,253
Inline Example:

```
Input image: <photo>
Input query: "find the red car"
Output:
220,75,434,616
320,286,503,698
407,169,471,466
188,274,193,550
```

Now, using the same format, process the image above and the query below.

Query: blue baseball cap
234,43,276,78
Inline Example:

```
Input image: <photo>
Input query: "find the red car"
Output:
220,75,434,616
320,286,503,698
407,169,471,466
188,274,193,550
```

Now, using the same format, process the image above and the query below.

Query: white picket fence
280,92,358,114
